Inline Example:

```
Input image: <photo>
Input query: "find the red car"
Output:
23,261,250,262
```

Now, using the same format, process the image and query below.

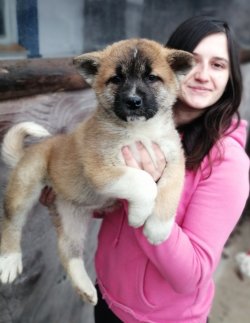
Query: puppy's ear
166,49,194,81
73,52,102,86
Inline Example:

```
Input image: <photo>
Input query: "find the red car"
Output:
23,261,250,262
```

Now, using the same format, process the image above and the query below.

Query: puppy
0,38,193,305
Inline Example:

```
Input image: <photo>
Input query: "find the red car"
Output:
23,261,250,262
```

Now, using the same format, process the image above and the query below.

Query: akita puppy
0,39,193,305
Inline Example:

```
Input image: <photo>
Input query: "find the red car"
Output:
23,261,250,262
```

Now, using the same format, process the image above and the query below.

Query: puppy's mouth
114,106,157,122
126,115,146,122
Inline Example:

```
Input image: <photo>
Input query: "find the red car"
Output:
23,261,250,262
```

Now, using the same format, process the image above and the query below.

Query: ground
210,214,250,322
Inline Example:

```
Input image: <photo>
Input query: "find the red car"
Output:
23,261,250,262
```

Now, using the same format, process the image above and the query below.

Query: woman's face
179,33,230,110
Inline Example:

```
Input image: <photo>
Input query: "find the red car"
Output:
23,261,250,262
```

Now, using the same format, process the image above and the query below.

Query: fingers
152,142,167,175
122,142,166,182
136,142,156,177
122,146,141,169
136,142,166,181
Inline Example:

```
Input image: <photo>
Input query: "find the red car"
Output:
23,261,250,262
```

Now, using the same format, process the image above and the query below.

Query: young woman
93,16,250,323
41,16,249,323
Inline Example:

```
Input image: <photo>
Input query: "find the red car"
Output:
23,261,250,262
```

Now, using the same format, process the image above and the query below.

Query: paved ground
210,214,250,322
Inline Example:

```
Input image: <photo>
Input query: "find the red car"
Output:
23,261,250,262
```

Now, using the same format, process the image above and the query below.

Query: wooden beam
0,57,89,101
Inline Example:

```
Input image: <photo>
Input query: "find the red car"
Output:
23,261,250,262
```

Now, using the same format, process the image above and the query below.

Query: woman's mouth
188,85,212,93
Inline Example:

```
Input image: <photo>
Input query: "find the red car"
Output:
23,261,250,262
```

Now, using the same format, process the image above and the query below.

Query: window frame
0,0,17,45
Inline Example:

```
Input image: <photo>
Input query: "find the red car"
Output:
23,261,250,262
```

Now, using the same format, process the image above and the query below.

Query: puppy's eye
108,75,123,84
147,74,161,82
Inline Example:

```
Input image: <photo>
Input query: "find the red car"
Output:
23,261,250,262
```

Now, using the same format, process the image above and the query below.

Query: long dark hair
166,16,242,171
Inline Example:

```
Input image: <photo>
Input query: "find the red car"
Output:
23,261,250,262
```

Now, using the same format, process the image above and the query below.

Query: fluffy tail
1,121,51,168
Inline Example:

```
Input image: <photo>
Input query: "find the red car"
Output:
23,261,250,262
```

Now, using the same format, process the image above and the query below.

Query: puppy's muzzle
114,93,154,122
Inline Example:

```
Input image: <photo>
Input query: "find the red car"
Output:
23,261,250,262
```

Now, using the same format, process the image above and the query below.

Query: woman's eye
108,75,123,84
147,74,160,82
213,62,225,69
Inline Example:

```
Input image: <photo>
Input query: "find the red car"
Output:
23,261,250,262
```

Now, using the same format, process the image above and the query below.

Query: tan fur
0,38,194,305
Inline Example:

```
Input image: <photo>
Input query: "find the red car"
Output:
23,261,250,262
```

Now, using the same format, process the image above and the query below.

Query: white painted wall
37,0,84,58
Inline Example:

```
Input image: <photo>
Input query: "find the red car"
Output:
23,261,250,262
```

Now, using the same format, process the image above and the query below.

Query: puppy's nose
126,96,142,109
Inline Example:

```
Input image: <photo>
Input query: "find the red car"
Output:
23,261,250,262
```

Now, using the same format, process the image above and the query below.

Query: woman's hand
122,142,166,182
39,186,56,207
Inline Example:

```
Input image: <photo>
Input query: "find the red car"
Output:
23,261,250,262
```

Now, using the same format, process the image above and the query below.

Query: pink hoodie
95,120,249,323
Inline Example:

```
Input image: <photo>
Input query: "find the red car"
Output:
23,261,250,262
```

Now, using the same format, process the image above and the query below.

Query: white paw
235,252,250,277
76,281,98,305
124,170,157,228
0,253,23,284
68,258,98,305
128,200,155,228
143,216,175,245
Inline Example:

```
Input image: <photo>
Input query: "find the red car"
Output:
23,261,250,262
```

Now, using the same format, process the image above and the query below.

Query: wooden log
0,57,89,101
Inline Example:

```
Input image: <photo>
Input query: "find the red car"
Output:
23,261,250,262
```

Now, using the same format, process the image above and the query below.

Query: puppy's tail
1,121,51,168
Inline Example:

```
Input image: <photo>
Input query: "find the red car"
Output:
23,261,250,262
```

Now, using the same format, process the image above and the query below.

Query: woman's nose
194,65,209,82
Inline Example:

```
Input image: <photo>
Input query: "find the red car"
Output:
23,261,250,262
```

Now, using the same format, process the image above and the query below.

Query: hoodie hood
225,119,248,148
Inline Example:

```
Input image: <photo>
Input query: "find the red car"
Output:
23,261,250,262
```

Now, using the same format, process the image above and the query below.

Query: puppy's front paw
0,253,23,284
143,216,175,245
126,171,157,228
128,200,155,228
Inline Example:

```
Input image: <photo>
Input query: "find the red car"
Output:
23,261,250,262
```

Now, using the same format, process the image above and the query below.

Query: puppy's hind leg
0,160,46,283
52,199,97,305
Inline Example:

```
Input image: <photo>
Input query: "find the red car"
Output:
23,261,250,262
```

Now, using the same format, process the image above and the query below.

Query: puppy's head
74,39,193,122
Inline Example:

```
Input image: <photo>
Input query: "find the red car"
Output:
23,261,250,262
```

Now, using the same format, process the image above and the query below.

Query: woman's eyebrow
213,57,229,64
193,52,229,63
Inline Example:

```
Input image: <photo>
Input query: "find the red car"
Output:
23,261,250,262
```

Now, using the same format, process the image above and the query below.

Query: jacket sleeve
133,141,249,294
